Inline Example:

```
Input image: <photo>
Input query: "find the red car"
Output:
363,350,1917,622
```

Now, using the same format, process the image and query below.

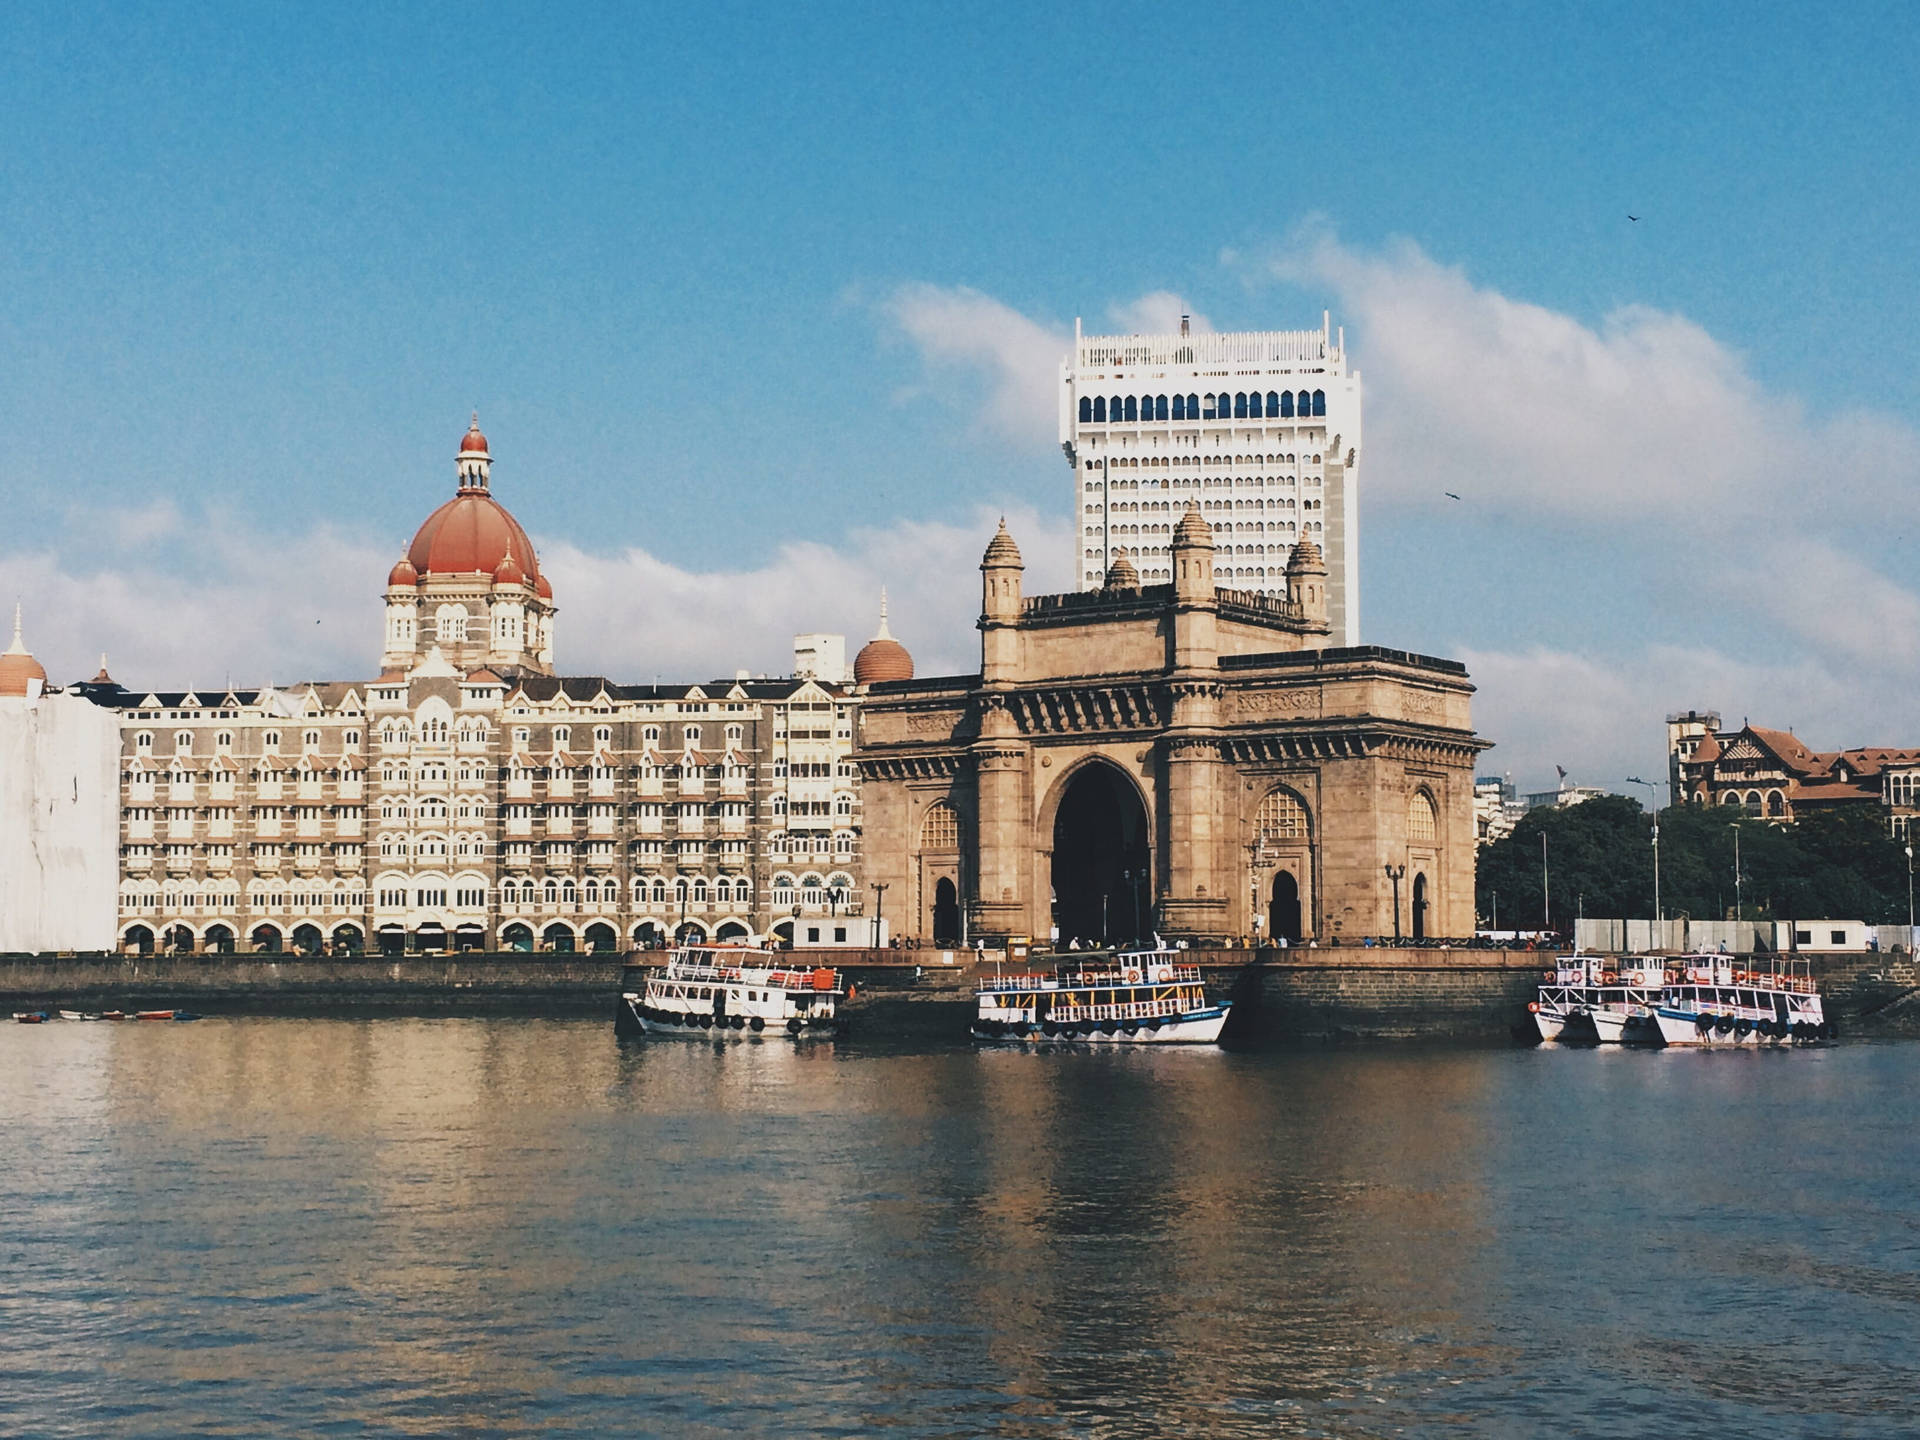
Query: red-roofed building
1668,709,1920,837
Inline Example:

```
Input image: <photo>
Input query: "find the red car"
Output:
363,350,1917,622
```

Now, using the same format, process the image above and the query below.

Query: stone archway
1269,871,1303,944
932,877,961,944
1050,760,1150,946
1412,872,1430,941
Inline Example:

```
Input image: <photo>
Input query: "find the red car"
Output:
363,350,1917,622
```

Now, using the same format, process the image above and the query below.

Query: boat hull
622,993,842,1040
972,1005,1229,1045
1587,1009,1630,1044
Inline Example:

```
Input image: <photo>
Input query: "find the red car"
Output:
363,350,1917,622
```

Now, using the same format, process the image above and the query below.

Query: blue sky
5,3,1920,788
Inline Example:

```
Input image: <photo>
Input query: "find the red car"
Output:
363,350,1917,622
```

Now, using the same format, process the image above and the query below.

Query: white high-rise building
1059,314,1363,646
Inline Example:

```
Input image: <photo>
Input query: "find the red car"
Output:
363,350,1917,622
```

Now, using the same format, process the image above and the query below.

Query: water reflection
1,1022,1917,1436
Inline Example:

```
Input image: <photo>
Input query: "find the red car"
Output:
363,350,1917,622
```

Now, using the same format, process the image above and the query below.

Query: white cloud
1268,226,1920,523
0,503,1073,693
881,284,1067,447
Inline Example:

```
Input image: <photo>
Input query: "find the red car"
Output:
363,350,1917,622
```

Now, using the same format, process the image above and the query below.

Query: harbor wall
4,947,1914,1038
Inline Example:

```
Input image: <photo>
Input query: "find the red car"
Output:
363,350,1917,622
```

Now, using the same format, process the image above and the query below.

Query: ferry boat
1576,956,1671,1044
1527,954,1611,1042
972,946,1229,1044
1619,953,1827,1047
617,944,848,1039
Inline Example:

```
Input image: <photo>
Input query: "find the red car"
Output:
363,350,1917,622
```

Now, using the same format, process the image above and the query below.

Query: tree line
1475,795,1916,929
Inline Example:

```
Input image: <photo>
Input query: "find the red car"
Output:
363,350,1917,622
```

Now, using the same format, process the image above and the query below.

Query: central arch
1050,761,1150,946
1269,872,1302,944
932,877,961,944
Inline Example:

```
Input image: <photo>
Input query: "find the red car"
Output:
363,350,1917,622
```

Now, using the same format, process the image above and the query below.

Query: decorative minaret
979,518,1024,686
381,557,421,672
1161,503,1228,936
1286,536,1330,641
972,519,1031,941
457,411,491,491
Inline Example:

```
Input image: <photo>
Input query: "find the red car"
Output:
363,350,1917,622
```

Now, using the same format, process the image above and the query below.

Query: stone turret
1286,536,1328,635
1169,503,1218,672
979,518,1024,686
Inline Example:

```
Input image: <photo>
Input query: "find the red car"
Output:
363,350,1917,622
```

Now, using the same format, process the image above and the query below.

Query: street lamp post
872,881,888,950
1384,863,1406,944
1625,776,1663,934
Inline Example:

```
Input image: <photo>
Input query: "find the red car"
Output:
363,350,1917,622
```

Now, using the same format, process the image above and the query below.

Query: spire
6,602,23,655
875,588,893,640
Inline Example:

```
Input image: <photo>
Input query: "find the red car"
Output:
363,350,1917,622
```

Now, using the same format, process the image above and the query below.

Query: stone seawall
6,947,1910,1039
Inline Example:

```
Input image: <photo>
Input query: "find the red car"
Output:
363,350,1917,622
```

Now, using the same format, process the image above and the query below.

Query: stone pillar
968,698,1030,941
1158,699,1230,939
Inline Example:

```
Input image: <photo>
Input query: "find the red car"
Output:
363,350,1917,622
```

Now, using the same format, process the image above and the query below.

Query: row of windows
1086,453,1321,471
134,728,363,755
1081,390,1328,424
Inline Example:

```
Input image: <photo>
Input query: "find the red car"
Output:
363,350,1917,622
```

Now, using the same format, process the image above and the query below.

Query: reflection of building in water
858,513,1486,946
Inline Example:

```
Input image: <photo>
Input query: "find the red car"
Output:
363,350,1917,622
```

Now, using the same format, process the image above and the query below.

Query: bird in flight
1628,214,1640,222
1444,491,1461,500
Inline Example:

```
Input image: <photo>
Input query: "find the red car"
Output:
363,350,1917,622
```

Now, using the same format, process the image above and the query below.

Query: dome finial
876,587,893,639
6,601,26,656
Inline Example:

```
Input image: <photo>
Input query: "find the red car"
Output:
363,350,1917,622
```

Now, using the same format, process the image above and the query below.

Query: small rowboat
100,1011,127,1021
12,1011,51,1024
134,1010,175,1021
59,1010,106,1022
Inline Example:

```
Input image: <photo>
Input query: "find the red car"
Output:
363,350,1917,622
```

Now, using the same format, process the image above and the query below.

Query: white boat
617,944,848,1039
973,946,1229,1045
1578,957,1670,1044
1528,954,1608,1042
1624,954,1827,1047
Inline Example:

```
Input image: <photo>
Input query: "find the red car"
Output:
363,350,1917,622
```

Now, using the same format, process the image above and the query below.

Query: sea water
3,1018,1916,1437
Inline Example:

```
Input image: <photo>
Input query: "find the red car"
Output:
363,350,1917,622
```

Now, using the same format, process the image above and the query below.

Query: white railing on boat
659,960,840,990
978,963,1201,994
1047,997,1188,1023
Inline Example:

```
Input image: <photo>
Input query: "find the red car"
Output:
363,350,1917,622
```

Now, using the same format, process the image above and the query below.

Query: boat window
1738,990,1757,1007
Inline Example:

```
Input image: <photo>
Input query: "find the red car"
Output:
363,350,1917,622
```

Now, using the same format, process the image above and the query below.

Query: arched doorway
1269,872,1302,944
542,923,576,953
674,921,707,944
1051,762,1150,946
714,920,752,943
932,877,961,944
501,922,534,952
164,924,195,954
1412,873,1429,941
204,924,235,954
771,919,795,948
331,924,364,954
250,924,283,954
124,925,155,956
631,920,663,949
292,923,323,955
584,922,618,953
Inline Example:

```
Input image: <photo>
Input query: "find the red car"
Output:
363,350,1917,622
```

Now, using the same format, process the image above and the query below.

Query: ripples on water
3,1021,1918,1438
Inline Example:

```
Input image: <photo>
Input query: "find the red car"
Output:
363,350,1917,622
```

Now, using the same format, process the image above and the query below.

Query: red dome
460,417,489,454
408,492,541,582
854,636,914,684
388,556,419,587
534,572,553,600
493,552,526,586
0,649,46,697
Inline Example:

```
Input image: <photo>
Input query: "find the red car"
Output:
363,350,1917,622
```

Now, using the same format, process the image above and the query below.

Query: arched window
651,878,667,903
1767,790,1787,817
1745,791,1763,814
1407,790,1437,844
1079,397,1092,423
543,878,559,904
1296,390,1311,415
1154,394,1168,420
693,877,708,903
1172,394,1186,420
1233,392,1248,418
1266,391,1280,414
1279,391,1294,417
1093,396,1107,422
1311,390,1326,416
1256,788,1311,844
1202,394,1217,419
920,801,960,851
1186,393,1199,418
1124,396,1138,421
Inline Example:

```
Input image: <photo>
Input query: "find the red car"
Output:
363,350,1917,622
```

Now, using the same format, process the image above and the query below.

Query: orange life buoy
1124,968,1142,984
